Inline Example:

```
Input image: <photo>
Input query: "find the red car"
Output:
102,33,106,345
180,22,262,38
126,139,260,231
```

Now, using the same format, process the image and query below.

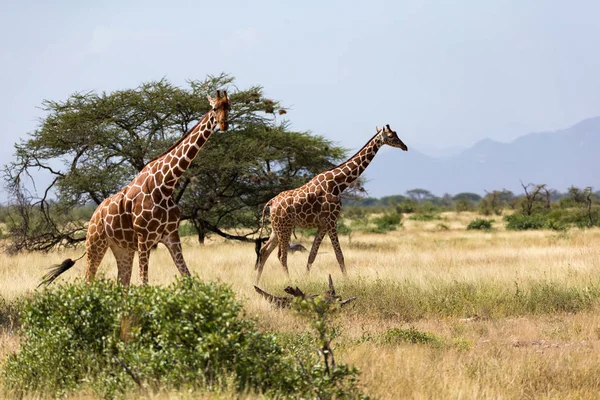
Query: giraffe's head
377,124,408,151
207,90,231,131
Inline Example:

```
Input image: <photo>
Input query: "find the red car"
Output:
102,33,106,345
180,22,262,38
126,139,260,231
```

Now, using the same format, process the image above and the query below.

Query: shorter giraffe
255,124,408,284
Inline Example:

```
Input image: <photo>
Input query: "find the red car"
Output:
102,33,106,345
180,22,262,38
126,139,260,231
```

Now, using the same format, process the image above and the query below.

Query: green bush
504,214,547,230
377,327,444,347
369,213,402,233
467,218,494,231
337,220,353,236
408,213,441,221
396,200,418,213
455,198,475,213
3,277,367,399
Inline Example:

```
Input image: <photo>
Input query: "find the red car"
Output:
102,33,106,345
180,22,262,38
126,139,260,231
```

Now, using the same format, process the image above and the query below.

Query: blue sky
1,1,599,197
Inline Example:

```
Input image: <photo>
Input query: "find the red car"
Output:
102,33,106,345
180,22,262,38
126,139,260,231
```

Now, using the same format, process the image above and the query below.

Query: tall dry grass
2,212,600,398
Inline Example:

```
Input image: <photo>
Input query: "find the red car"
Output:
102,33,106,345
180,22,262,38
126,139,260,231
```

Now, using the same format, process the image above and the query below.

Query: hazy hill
364,117,600,197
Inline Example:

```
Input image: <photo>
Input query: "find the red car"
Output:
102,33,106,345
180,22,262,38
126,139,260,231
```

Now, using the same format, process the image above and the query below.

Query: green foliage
504,214,547,230
368,213,402,234
336,220,353,236
408,213,441,221
395,199,418,213
467,218,494,231
377,327,444,347
455,198,475,212
406,188,435,203
3,277,369,399
453,192,482,203
293,296,369,400
359,327,472,352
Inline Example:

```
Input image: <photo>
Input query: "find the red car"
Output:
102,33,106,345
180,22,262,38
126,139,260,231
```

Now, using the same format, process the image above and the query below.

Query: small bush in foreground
467,218,494,231
3,277,367,399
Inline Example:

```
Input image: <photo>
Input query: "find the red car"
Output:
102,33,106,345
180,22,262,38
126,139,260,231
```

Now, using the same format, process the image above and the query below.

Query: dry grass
2,212,600,399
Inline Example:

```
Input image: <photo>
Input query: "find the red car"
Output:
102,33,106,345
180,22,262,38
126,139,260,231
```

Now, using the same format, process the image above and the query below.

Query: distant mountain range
363,117,600,197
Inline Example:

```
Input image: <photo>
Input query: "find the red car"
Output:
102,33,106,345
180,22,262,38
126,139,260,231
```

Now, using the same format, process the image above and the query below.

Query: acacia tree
4,74,345,252
405,188,435,203
519,182,550,216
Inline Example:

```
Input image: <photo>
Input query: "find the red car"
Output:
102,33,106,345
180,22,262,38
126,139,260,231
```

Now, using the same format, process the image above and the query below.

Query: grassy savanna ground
2,212,600,398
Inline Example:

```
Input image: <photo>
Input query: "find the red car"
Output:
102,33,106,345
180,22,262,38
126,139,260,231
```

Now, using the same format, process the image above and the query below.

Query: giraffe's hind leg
276,227,292,277
84,226,109,282
255,231,278,285
327,225,347,275
306,228,326,273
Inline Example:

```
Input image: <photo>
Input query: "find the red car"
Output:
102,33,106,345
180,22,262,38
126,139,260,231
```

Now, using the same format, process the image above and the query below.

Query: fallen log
254,274,356,309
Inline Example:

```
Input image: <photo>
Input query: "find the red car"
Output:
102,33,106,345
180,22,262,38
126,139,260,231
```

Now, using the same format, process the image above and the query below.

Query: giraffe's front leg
162,231,191,277
306,228,326,273
111,246,136,286
327,225,347,275
137,233,156,284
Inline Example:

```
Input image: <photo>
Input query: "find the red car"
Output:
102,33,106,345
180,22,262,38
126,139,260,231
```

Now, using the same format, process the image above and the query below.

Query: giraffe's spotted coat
255,124,408,284
83,91,231,285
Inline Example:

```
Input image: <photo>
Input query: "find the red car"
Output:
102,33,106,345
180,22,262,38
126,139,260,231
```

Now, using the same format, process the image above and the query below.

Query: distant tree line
345,183,600,230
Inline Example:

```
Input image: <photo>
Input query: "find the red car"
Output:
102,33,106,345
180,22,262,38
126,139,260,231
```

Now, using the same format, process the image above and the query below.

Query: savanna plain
2,212,600,399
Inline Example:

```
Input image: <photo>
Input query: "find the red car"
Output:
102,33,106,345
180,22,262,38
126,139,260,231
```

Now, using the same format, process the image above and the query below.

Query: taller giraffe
41,91,231,286
255,124,407,284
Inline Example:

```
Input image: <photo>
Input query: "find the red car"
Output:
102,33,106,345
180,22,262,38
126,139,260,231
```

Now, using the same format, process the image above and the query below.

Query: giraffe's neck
151,111,217,193
330,133,383,194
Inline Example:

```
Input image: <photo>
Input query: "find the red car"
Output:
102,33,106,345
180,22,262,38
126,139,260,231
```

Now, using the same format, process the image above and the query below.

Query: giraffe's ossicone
40,91,231,287
255,124,408,284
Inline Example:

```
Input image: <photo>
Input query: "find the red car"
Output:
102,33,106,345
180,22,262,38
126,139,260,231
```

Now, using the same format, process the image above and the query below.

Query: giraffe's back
269,183,340,229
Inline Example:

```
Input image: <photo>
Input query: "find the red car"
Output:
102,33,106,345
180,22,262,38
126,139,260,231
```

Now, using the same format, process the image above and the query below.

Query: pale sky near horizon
1,1,599,197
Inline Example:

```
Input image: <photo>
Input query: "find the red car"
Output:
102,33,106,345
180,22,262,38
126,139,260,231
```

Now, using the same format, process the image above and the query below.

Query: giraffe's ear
207,95,216,107
375,126,380,132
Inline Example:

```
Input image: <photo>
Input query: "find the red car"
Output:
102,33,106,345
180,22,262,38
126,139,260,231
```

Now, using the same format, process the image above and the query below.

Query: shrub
455,198,475,213
369,213,402,233
3,277,368,399
377,327,444,347
396,200,417,213
408,213,441,221
293,296,367,400
504,214,547,230
337,220,353,236
467,218,494,231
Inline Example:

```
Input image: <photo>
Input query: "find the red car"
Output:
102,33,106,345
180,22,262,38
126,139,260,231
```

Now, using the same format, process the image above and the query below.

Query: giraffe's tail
38,252,86,288
255,200,273,268
257,199,272,239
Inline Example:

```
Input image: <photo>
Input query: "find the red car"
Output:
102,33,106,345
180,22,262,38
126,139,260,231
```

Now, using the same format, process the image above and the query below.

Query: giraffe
254,124,407,284
40,90,231,287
